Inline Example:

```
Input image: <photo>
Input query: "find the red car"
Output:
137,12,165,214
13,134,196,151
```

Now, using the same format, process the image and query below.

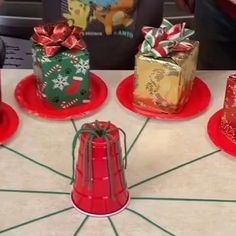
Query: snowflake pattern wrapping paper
32,44,90,109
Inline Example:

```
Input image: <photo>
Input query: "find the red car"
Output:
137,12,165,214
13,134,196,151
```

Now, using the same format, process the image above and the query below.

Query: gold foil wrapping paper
133,41,199,113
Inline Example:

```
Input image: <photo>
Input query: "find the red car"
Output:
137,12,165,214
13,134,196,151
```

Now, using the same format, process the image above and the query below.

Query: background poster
61,0,137,38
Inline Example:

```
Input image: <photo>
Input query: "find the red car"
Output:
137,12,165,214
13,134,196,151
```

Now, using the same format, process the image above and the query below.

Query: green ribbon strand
73,216,89,236
108,217,119,236
126,208,176,236
0,207,73,234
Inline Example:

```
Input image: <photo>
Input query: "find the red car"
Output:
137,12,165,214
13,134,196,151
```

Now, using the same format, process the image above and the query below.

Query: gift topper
221,74,236,144
32,22,86,57
134,19,199,114
71,121,129,216
32,22,90,109
140,19,194,58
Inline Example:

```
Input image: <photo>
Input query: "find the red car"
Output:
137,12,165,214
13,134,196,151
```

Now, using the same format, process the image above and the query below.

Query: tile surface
0,69,235,236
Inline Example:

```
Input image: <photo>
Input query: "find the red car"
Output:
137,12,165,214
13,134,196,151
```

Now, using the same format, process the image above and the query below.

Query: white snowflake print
52,74,69,91
40,56,51,63
75,58,89,75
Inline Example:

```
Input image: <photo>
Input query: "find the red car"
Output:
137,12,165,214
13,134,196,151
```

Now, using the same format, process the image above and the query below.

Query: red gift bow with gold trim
140,19,195,58
32,22,86,57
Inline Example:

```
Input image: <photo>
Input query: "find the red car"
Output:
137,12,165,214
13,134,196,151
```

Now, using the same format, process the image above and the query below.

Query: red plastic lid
0,102,19,144
15,73,108,120
116,74,211,120
208,109,236,157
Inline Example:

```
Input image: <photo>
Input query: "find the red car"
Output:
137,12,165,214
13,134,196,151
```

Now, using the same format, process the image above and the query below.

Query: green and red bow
140,19,195,58
72,121,127,200
32,22,86,57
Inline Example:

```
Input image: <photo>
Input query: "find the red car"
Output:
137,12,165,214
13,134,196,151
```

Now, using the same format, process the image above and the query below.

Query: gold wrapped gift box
133,41,199,114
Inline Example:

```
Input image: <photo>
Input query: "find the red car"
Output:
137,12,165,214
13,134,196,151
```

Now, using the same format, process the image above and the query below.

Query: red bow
32,22,86,57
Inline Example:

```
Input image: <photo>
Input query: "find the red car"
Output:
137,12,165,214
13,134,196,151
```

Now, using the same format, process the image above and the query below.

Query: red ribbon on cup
32,22,86,57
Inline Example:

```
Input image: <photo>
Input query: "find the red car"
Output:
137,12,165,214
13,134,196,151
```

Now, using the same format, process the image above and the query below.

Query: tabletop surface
0,69,236,236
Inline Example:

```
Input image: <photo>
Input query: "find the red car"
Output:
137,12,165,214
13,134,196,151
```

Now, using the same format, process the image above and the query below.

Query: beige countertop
0,69,236,236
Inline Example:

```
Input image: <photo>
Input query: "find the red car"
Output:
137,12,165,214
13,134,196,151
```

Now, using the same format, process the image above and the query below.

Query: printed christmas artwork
32,23,90,109
62,0,136,37
143,66,181,113
221,74,236,144
33,47,90,109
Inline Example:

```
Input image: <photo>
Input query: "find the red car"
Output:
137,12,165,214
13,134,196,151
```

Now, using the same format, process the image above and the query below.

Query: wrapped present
221,74,236,144
32,22,90,109
71,121,129,216
134,19,199,114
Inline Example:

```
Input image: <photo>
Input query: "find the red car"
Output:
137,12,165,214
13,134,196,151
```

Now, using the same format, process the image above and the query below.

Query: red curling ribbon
32,22,86,57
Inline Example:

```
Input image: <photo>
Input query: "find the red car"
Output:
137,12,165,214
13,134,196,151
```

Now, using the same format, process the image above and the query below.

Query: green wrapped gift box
32,46,90,109
32,22,90,109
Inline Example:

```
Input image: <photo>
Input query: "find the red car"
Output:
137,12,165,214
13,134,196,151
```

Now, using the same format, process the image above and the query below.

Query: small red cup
220,74,236,144
71,121,129,216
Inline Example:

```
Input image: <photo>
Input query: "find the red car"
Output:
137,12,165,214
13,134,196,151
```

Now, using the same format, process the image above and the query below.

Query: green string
83,134,89,186
105,132,127,191
1,145,72,181
129,150,221,189
105,135,115,200
126,118,150,159
71,128,98,184
126,208,176,236
116,141,127,189
73,216,89,236
0,189,70,195
108,217,119,236
95,120,102,131
131,196,236,203
71,119,78,132
117,128,128,169
0,207,74,234
88,135,93,188
105,127,128,169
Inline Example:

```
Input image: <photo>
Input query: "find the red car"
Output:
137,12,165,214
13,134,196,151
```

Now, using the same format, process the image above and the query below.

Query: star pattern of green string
0,117,231,236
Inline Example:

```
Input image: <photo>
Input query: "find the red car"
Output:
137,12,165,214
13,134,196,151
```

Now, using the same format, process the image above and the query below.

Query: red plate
15,73,108,120
116,74,211,120
208,109,236,157
0,103,19,144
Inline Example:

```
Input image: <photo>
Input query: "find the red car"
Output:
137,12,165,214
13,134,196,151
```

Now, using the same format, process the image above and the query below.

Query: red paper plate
0,103,19,144
116,74,211,120
15,73,108,120
208,109,236,157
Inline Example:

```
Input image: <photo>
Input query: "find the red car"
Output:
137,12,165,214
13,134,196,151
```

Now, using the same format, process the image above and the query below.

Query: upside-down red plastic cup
71,121,129,217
